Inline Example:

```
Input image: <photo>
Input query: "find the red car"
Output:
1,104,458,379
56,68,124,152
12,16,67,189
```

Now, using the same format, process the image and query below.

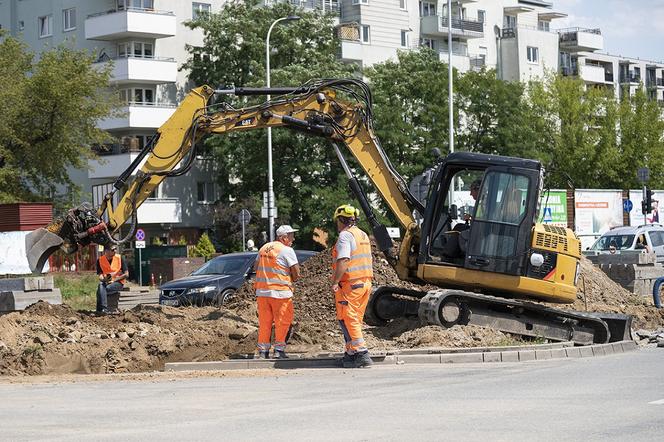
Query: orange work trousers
335,279,372,354
257,297,294,352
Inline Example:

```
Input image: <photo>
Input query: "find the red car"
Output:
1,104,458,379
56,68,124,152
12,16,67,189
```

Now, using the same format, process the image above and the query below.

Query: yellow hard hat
333,204,359,220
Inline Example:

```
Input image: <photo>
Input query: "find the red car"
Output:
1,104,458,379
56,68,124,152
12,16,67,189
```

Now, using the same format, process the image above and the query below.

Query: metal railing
440,16,484,34
470,55,486,69
96,54,176,63
122,101,177,108
289,0,340,12
557,27,602,35
88,7,175,18
620,73,640,83
501,27,516,38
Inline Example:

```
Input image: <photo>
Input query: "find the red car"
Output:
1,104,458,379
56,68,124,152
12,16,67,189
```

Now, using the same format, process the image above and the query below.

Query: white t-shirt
335,230,356,261
255,245,298,299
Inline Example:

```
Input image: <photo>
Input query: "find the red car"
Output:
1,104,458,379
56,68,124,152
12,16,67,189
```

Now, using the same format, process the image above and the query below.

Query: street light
266,15,300,241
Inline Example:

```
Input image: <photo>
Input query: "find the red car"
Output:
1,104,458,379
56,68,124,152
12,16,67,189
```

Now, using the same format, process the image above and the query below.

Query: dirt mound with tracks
1,249,662,376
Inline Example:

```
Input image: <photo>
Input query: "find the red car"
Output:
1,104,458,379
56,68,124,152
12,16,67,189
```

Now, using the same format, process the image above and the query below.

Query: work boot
257,351,270,359
273,350,288,359
350,351,373,368
339,352,355,368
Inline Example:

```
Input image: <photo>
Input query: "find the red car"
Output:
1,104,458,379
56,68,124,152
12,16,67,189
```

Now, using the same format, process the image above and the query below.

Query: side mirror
449,204,459,220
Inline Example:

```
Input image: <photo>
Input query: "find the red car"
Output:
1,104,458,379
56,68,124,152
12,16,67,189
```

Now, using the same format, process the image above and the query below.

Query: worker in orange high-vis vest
95,244,128,314
331,204,374,368
253,225,301,359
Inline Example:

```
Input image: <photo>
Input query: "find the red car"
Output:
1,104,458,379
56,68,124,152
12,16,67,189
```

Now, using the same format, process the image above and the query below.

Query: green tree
182,2,358,248
0,32,118,206
191,232,216,260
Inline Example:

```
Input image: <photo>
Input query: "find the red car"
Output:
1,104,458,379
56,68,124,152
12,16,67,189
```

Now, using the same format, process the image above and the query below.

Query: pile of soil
1,249,662,376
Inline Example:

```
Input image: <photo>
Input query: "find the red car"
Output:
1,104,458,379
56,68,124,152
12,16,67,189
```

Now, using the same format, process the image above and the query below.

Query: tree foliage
191,232,216,260
0,32,118,206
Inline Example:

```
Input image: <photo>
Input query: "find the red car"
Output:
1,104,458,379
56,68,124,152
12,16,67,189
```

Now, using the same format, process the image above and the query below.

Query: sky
554,0,664,62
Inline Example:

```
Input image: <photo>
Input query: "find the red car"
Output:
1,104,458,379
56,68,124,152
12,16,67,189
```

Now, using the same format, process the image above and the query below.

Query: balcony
619,72,640,84
339,40,363,61
605,72,614,82
137,198,181,224
85,8,176,40
98,103,176,131
95,56,177,85
421,15,484,39
658,78,664,88
290,0,340,14
558,27,603,52
579,64,608,84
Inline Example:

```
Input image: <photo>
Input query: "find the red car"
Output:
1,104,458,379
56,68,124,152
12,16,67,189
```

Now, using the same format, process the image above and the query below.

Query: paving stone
482,352,501,363
621,340,638,352
579,346,594,357
500,351,519,362
535,349,552,360
592,346,606,356
602,344,615,355
565,347,582,358
518,350,536,362
397,354,442,364
550,348,567,359
440,353,483,364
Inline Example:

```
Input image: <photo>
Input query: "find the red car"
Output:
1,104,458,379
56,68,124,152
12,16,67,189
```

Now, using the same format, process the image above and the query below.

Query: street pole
242,221,246,251
447,0,455,207
138,248,142,287
266,15,300,241
644,185,647,226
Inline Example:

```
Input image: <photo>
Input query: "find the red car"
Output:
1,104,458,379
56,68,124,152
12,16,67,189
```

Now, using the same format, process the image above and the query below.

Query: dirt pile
574,257,664,329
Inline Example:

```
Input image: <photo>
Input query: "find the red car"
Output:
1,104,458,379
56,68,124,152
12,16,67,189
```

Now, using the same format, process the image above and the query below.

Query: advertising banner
538,190,567,227
628,189,662,226
574,190,624,250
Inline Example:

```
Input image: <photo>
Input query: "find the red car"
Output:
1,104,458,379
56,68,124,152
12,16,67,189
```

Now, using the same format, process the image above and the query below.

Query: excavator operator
331,204,374,368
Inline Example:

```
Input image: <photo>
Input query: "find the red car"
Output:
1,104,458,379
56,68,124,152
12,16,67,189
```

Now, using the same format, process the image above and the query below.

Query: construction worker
253,225,300,359
331,204,374,368
95,244,128,314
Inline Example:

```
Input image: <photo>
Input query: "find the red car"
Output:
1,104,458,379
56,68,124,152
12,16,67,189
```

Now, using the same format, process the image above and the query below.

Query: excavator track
366,286,632,346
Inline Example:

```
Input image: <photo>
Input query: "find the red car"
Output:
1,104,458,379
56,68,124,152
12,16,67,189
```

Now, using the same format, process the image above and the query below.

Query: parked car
583,224,664,262
159,250,318,307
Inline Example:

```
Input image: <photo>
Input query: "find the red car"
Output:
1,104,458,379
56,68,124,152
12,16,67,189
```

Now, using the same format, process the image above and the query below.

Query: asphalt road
1,348,662,441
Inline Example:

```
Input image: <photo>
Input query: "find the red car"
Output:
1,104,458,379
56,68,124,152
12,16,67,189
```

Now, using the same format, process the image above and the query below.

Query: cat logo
235,117,255,127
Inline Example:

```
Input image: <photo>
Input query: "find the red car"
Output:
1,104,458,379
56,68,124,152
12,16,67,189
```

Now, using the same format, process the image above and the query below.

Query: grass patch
53,272,98,311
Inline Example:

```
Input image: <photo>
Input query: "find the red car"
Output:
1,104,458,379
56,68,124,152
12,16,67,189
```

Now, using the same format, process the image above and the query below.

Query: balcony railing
558,27,601,41
87,6,175,18
440,16,485,34
289,0,340,13
620,73,640,84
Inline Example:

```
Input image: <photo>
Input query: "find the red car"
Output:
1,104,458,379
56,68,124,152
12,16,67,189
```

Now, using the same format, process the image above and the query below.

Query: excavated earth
1,247,662,376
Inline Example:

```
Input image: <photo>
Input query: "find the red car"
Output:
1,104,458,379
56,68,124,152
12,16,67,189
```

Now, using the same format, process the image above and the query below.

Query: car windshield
591,234,635,251
192,256,249,276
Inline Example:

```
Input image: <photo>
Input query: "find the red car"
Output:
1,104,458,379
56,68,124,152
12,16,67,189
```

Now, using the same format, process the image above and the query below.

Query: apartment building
559,29,664,103
0,0,226,244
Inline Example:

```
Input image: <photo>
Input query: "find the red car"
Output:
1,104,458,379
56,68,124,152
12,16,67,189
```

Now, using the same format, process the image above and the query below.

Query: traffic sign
135,240,146,249
542,207,553,223
135,228,146,241
238,209,251,225
637,167,649,183
623,199,633,213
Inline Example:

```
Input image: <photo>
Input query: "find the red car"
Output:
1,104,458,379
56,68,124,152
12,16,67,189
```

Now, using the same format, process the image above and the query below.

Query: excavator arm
26,79,423,275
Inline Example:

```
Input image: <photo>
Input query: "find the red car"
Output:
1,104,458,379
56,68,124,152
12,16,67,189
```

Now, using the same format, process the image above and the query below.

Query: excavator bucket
25,228,64,274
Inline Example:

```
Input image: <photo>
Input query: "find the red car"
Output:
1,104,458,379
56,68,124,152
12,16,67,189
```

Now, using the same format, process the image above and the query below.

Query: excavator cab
419,152,545,295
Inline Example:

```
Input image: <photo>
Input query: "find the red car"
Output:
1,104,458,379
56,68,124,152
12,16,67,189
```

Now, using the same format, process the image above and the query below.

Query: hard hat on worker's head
333,204,359,225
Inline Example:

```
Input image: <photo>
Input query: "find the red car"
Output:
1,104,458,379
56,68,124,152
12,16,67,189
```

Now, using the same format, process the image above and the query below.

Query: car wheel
213,289,236,307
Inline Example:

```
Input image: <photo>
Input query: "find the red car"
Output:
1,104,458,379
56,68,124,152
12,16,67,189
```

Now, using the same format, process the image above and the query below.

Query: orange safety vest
332,226,373,282
253,241,293,291
99,255,126,285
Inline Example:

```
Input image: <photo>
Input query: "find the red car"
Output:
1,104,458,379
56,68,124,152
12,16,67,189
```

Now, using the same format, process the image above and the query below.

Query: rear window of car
192,256,251,276
591,234,635,251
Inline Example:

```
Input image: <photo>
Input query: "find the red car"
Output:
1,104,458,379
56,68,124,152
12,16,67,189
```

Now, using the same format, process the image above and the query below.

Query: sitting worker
95,244,128,314
454,178,481,232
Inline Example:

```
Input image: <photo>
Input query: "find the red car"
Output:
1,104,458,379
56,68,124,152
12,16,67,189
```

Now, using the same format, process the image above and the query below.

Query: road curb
163,340,638,372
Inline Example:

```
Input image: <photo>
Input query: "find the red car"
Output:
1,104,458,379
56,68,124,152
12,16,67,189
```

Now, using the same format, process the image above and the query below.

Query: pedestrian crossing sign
542,207,553,223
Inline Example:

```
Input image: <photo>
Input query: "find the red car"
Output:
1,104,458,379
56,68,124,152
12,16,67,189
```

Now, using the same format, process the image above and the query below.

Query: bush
191,232,216,260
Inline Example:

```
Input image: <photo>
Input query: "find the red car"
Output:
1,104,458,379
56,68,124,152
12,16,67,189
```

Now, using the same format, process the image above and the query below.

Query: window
361,25,370,43
400,30,409,47
118,41,153,58
477,10,485,23
504,15,516,29
527,46,539,63
538,20,550,31
119,88,155,104
38,15,52,38
399,0,407,10
352,0,369,4
63,8,76,31
118,0,154,10
475,172,529,225
419,1,436,16
421,38,435,50
192,2,211,20
197,182,215,203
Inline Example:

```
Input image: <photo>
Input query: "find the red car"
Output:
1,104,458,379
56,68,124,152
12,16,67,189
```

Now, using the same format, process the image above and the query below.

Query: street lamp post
266,15,300,241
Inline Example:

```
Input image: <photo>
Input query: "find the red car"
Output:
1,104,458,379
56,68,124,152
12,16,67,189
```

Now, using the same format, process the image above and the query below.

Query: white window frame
361,25,370,43
63,8,76,31
538,20,550,31
192,2,212,20
477,10,485,23
420,1,436,16
504,15,516,29
118,41,154,58
400,30,409,48
118,0,154,10
399,0,407,11
119,87,155,104
527,46,539,64
38,15,52,38
18,20,25,31
352,0,369,5
421,38,435,50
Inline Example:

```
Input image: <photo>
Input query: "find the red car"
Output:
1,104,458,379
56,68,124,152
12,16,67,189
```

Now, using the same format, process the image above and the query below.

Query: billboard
574,190,624,250
628,189,662,226
538,190,567,227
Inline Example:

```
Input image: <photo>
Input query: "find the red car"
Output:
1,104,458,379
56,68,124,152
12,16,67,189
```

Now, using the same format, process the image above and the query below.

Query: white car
583,224,664,262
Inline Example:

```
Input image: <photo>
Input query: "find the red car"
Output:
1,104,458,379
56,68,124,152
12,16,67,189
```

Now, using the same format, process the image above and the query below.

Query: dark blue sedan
159,250,317,307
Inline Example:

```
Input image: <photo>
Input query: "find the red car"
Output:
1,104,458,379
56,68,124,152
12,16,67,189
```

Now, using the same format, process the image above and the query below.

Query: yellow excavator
26,79,630,345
